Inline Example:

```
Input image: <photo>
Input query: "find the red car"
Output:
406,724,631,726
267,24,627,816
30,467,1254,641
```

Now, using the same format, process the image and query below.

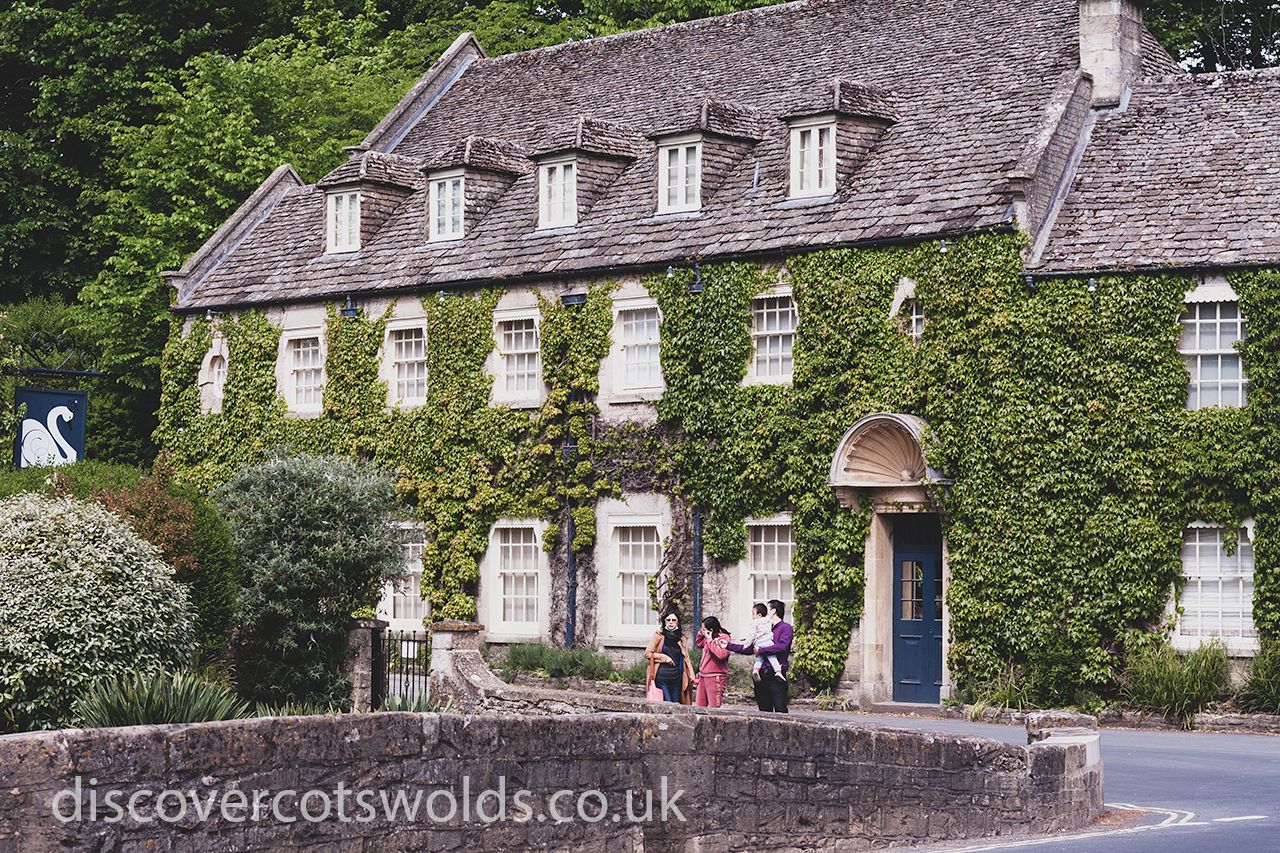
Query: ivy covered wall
156,235,1279,701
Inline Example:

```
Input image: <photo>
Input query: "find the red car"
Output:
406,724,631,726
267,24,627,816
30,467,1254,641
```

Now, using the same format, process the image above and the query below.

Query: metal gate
377,630,431,709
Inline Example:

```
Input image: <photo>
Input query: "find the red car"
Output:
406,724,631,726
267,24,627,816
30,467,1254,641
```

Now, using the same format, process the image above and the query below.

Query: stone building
161,0,1280,705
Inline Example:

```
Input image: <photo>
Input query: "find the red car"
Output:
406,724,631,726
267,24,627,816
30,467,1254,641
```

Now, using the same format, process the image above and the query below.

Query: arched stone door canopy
828,413,950,507
828,413,953,705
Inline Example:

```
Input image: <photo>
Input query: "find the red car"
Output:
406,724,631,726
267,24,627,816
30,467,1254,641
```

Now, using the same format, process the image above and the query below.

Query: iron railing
377,630,431,709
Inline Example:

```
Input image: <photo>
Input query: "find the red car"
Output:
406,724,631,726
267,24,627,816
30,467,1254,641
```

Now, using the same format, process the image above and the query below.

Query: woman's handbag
646,680,664,702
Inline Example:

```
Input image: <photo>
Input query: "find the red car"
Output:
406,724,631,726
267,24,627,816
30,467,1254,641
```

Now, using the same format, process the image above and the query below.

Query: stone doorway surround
828,412,953,707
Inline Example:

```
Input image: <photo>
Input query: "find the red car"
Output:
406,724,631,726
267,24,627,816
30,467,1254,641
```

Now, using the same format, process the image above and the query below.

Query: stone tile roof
424,137,532,175
174,0,1187,310
1036,68,1280,273
315,150,423,190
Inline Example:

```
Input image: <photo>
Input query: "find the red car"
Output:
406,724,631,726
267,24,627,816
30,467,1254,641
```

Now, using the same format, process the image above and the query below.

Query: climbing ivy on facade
156,234,1280,701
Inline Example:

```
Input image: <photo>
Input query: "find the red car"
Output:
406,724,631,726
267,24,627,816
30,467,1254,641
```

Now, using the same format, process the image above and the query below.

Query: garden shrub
0,461,240,664
0,494,195,732
1237,641,1280,713
214,451,404,707
94,467,240,665
74,670,250,727
499,643,617,681
0,459,142,500
1122,633,1228,727
609,658,650,685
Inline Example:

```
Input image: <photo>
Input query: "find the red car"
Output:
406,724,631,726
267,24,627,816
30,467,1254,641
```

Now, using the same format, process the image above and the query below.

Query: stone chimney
1079,0,1144,107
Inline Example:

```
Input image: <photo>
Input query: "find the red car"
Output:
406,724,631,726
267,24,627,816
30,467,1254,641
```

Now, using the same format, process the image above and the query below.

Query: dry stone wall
0,709,1100,851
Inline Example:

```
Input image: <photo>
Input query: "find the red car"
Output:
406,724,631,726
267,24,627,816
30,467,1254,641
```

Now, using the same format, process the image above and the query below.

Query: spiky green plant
74,670,250,728
1237,641,1280,713
252,699,348,717
1122,634,1228,727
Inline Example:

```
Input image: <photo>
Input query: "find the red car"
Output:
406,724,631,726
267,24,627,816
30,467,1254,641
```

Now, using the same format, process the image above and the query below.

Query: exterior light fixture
204,308,221,321
688,263,704,294
560,292,588,308
1024,274,1036,293
340,294,359,319
938,239,954,254
1087,278,1097,293
666,265,675,279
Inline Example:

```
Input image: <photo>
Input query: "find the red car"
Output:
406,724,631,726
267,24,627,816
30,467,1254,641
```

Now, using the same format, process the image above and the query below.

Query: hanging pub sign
13,387,87,469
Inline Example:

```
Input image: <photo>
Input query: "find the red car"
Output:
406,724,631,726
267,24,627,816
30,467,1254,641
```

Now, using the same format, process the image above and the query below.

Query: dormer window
788,118,835,198
428,171,465,241
326,190,361,253
657,136,701,213
538,158,577,228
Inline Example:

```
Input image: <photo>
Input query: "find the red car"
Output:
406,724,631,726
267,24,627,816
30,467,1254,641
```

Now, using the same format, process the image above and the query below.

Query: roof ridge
477,0,825,65
1146,66,1280,85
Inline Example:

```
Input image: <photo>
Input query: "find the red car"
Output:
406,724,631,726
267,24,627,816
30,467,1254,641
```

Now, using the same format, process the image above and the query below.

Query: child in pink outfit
694,616,732,708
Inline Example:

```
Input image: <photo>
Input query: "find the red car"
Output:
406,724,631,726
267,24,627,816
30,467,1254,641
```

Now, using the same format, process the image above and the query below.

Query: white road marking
1212,815,1269,823
926,803,1197,851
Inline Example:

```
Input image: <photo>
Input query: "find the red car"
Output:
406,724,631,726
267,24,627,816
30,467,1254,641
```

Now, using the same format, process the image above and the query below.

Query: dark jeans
657,678,682,703
754,670,789,713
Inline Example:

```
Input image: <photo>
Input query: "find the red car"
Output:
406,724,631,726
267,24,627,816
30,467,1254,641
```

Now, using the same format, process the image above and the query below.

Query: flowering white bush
0,494,194,731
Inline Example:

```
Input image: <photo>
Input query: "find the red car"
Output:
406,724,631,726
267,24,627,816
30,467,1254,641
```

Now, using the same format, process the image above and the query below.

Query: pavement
791,710,1279,852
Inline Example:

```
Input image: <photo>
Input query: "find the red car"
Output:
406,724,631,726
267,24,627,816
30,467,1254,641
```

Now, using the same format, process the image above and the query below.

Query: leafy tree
77,4,413,437
0,296,154,463
214,451,404,706
1146,0,1280,70
0,0,294,303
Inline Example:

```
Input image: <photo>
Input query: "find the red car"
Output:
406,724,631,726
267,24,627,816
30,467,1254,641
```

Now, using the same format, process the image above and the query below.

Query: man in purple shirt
727,599,793,713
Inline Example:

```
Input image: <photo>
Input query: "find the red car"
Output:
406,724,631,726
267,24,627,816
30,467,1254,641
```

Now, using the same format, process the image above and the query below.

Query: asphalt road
791,710,1279,853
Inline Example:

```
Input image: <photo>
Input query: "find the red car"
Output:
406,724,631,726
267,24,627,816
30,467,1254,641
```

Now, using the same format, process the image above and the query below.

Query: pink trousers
695,674,727,708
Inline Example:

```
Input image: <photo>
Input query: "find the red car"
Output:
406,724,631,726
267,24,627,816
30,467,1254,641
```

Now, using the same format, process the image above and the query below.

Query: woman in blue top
645,610,694,703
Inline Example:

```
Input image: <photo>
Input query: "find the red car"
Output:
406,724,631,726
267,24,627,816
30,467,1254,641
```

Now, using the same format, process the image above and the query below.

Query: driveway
792,710,1278,852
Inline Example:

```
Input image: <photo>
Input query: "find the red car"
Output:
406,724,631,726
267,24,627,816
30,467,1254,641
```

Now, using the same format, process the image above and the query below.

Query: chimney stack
1078,0,1144,107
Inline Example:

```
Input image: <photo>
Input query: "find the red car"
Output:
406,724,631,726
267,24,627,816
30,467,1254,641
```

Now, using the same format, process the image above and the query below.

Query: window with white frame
200,347,227,414
1177,525,1255,646
391,537,427,623
619,306,662,391
497,317,541,397
389,327,427,404
902,298,925,343
750,294,797,381
288,336,324,408
748,522,795,616
657,138,701,213
497,526,540,625
326,190,361,253
616,525,661,627
538,159,577,228
428,172,464,241
789,119,835,198
1180,301,1247,409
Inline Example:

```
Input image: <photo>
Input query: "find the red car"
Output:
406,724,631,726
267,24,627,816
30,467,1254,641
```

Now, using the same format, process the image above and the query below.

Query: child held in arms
744,602,785,683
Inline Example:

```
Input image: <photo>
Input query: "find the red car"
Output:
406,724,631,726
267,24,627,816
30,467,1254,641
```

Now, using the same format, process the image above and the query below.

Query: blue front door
892,514,943,703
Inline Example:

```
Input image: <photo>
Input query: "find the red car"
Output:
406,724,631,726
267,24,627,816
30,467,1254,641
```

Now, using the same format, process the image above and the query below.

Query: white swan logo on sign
13,388,86,469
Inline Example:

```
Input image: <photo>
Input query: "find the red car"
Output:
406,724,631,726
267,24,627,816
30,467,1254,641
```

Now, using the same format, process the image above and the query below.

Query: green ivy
157,238,1280,701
